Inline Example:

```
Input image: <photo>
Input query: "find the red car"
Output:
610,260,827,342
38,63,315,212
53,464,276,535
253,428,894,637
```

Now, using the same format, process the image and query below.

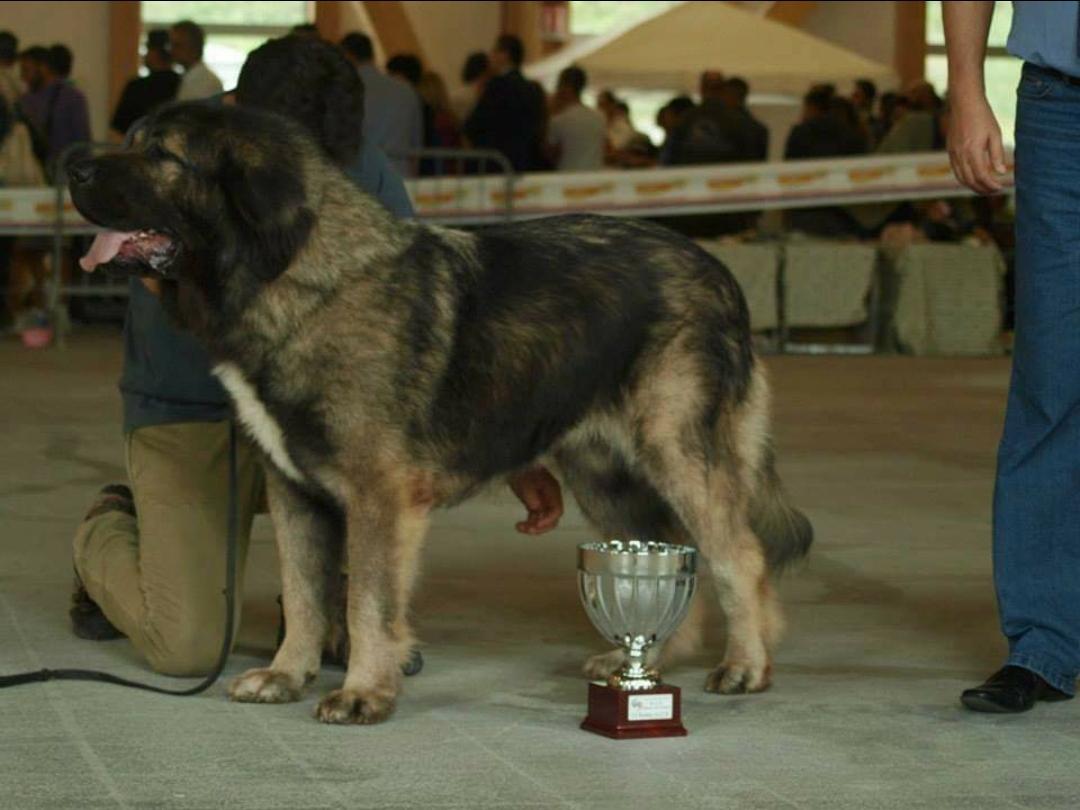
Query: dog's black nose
67,160,97,185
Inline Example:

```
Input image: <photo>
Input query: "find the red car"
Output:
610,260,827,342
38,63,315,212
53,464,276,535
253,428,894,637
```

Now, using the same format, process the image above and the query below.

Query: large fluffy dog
70,103,811,725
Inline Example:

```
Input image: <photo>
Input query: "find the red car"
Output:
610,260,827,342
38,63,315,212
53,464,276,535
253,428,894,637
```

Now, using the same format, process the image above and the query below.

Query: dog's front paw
228,668,304,703
314,688,396,725
583,649,626,680
704,659,772,695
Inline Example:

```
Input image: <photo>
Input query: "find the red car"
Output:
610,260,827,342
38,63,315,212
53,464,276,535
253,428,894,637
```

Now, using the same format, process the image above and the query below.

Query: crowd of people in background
0,18,1004,319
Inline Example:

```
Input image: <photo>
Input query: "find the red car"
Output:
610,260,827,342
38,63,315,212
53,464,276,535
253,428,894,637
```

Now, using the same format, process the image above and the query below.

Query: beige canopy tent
526,1,895,96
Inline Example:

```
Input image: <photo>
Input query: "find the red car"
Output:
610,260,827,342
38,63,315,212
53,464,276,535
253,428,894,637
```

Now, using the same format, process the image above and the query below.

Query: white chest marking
212,362,304,483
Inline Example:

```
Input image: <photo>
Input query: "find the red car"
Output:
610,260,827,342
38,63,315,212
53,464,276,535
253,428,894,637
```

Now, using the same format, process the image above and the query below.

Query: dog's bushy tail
749,446,813,572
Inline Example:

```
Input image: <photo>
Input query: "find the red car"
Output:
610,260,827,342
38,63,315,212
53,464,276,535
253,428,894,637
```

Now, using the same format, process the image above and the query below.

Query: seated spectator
876,91,905,141
783,86,867,237
340,31,422,176
721,76,768,160
18,43,90,172
110,30,181,136
0,31,20,105
828,96,869,153
851,78,879,147
846,82,944,236
656,95,695,165
608,101,656,167
885,79,946,151
546,65,605,171
171,20,223,101
783,85,865,160
666,71,760,165
464,34,546,172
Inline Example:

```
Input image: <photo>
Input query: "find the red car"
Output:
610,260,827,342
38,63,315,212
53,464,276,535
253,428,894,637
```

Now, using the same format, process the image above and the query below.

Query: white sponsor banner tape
0,151,1013,233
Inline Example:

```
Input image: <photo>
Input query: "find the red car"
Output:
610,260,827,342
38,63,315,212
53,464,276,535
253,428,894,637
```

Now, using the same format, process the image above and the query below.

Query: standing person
110,30,181,136
546,65,605,171
18,44,90,170
667,71,757,166
452,51,488,122
170,20,223,102
946,1,1077,713
464,34,546,172
0,31,20,105
417,71,461,149
339,31,422,177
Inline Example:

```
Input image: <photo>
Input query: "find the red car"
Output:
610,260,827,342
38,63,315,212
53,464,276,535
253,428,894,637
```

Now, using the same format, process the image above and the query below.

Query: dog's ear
219,146,314,282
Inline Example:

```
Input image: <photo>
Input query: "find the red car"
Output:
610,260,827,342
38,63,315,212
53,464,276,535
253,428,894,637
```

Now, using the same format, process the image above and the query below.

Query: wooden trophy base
580,681,687,739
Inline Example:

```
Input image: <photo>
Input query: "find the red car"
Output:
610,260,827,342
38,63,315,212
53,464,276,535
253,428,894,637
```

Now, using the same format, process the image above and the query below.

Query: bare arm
944,0,1006,194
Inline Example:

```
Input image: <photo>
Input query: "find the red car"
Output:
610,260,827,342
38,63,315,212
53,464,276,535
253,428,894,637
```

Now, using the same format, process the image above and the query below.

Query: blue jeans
993,63,1080,696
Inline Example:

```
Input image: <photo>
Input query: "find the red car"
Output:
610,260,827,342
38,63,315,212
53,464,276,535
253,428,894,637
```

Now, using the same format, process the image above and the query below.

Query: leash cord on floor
0,421,240,696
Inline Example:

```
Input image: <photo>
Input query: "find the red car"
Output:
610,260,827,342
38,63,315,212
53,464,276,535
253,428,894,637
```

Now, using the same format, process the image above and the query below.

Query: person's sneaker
70,570,124,641
83,484,136,521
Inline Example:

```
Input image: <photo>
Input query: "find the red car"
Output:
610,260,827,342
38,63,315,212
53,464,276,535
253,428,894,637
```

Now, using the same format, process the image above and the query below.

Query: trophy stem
609,634,659,691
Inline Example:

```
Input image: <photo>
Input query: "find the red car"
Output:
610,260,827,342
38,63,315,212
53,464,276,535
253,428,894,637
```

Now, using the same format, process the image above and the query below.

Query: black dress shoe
961,665,1072,713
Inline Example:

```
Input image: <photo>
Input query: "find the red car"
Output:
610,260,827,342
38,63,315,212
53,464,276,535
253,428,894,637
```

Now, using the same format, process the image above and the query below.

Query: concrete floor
1,328,1078,810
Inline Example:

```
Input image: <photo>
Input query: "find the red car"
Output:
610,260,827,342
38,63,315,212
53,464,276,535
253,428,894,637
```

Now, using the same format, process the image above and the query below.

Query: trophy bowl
578,539,697,691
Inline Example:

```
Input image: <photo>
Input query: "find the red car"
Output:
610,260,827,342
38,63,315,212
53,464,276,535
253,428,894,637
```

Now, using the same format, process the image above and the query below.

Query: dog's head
70,102,319,319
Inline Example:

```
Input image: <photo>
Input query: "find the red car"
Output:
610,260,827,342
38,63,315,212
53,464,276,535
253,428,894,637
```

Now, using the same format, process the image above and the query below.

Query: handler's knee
142,622,230,678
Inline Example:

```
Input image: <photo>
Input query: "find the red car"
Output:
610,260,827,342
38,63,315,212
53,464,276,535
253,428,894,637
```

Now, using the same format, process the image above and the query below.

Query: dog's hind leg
314,471,429,725
632,358,778,695
230,467,342,704
552,438,705,681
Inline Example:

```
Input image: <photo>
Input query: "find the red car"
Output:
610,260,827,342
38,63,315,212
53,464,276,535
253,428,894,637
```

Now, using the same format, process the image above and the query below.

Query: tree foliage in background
141,1,308,26
570,1,681,36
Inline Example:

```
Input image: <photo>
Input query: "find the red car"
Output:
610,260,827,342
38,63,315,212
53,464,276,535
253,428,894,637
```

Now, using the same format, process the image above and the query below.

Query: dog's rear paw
583,649,626,680
228,668,303,703
704,660,772,695
314,688,396,725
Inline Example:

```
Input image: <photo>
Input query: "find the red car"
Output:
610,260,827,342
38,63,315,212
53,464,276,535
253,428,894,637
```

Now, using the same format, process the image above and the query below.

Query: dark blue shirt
120,144,414,432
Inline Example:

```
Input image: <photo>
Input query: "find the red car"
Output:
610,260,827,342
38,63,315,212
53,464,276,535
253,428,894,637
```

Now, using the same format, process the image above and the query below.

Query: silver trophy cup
578,539,697,691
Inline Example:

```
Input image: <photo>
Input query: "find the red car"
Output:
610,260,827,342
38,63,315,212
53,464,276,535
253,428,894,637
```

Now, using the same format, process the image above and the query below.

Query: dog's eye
146,144,171,161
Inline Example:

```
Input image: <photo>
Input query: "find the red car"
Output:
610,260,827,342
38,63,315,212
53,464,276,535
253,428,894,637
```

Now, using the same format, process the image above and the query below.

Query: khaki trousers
73,421,265,676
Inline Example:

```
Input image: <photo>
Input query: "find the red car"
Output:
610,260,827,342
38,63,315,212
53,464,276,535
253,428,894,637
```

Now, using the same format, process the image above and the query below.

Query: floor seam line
0,589,133,810
242,704,349,810
433,710,583,809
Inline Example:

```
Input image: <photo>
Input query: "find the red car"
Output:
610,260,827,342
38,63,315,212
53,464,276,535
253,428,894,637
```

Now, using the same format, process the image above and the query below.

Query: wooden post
362,1,424,59
315,0,347,44
894,0,927,85
108,1,141,134
501,1,543,64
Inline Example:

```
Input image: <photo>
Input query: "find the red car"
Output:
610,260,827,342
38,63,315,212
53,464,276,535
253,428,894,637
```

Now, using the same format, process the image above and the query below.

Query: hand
947,92,1006,195
508,466,563,535
140,277,162,295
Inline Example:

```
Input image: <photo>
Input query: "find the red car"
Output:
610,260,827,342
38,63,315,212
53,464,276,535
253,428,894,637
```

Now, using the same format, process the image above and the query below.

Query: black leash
0,422,240,696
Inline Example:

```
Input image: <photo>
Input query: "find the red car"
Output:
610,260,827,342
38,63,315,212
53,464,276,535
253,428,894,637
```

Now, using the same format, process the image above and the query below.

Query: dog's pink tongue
80,231,135,272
